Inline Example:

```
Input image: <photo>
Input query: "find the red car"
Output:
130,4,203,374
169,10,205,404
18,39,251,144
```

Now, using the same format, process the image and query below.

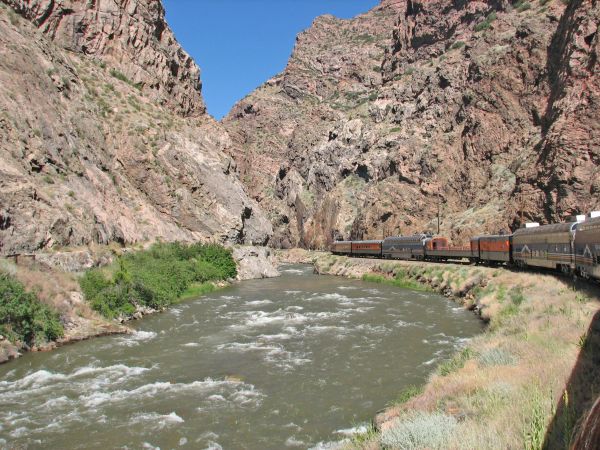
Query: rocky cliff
223,0,599,248
0,0,272,256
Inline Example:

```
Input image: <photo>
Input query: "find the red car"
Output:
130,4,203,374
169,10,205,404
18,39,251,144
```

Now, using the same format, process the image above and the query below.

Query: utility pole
519,193,524,225
437,202,440,235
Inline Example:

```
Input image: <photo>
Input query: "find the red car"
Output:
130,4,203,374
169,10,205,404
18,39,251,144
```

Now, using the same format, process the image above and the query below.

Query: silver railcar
382,234,428,260
574,217,600,280
512,222,576,272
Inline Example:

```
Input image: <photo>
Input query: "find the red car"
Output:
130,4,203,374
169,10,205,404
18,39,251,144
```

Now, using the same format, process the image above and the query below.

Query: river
0,265,483,449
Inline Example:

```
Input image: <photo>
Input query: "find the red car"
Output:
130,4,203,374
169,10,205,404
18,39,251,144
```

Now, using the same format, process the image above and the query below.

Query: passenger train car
575,217,600,280
331,214,600,283
382,235,428,260
471,235,512,264
512,222,576,273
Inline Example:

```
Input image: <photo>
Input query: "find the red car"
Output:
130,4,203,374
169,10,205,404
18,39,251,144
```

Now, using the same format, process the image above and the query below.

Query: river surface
0,265,483,449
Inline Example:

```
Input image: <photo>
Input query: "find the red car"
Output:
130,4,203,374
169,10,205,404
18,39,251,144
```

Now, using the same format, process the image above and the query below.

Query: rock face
223,0,600,248
232,246,280,280
4,0,204,116
532,0,600,219
0,0,272,256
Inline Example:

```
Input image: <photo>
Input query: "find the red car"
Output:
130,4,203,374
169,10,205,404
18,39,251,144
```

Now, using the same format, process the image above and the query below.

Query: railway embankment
311,252,600,450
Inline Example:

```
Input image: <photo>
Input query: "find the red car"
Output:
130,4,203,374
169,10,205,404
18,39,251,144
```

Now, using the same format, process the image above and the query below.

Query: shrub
478,347,517,367
451,40,466,50
509,286,525,306
80,270,112,300
474,20,490,32
194,260,224,283
474,11,497,32
0,274,64,346
515,0,532,11
380,411,458,449
110,68,131,84
80,242,236,318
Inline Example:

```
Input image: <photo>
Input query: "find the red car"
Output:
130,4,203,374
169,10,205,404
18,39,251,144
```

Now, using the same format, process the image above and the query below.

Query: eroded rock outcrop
224,0,600,248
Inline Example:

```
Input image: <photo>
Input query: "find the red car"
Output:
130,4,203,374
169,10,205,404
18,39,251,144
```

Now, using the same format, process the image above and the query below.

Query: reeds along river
0,265,483,449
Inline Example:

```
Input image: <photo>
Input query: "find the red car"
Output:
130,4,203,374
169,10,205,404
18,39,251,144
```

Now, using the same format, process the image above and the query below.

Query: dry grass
318,255,600,449
0,258,118,339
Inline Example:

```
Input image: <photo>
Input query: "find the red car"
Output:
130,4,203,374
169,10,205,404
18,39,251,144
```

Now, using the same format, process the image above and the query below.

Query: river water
0,265,483,449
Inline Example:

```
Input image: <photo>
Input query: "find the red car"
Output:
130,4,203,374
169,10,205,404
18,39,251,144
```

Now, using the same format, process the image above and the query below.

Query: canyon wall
224,0,599,248
0,0,272,256
1,0,597,254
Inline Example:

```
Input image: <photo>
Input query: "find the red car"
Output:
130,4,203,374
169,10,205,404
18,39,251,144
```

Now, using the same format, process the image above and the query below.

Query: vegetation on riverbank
0,273,64,347
313,254,600,450
80,242,236,319
362,271,432,292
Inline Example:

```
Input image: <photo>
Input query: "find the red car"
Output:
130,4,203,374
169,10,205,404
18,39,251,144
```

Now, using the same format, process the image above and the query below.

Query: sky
163,0,380,120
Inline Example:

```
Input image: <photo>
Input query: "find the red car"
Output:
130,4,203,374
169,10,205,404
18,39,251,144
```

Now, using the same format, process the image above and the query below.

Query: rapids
0,265,483,449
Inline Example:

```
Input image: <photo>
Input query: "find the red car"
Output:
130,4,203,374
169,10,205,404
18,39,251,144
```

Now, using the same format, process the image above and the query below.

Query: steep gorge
223,0,600,249
0,0,598,256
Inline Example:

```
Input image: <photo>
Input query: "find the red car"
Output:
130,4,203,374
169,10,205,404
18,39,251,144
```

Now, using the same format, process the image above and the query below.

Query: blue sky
163,0,380,119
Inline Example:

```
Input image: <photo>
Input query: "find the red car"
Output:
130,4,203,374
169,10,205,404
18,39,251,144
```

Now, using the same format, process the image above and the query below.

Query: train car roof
333,241,352,244
471,234,513,240
576,216,600,232
383,234,428,242
512,222,576,236
352,240,383,244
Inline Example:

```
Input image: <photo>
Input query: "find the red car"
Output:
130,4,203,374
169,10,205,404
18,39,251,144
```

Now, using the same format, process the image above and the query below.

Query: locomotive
331,215,600,282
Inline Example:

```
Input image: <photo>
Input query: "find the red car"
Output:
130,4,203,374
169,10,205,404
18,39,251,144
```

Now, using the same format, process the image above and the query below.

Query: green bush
0,274,64,346
515,0,531,11
80,242,236,318
474,11,497,32
194,260,224,283
474,20,491,32
451,40,466,50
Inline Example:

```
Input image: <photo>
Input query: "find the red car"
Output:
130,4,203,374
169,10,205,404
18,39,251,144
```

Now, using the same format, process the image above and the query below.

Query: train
331,215,600,282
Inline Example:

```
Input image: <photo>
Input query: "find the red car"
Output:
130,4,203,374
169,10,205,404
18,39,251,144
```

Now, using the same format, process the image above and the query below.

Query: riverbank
0,244,279,364
310,252,600,450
